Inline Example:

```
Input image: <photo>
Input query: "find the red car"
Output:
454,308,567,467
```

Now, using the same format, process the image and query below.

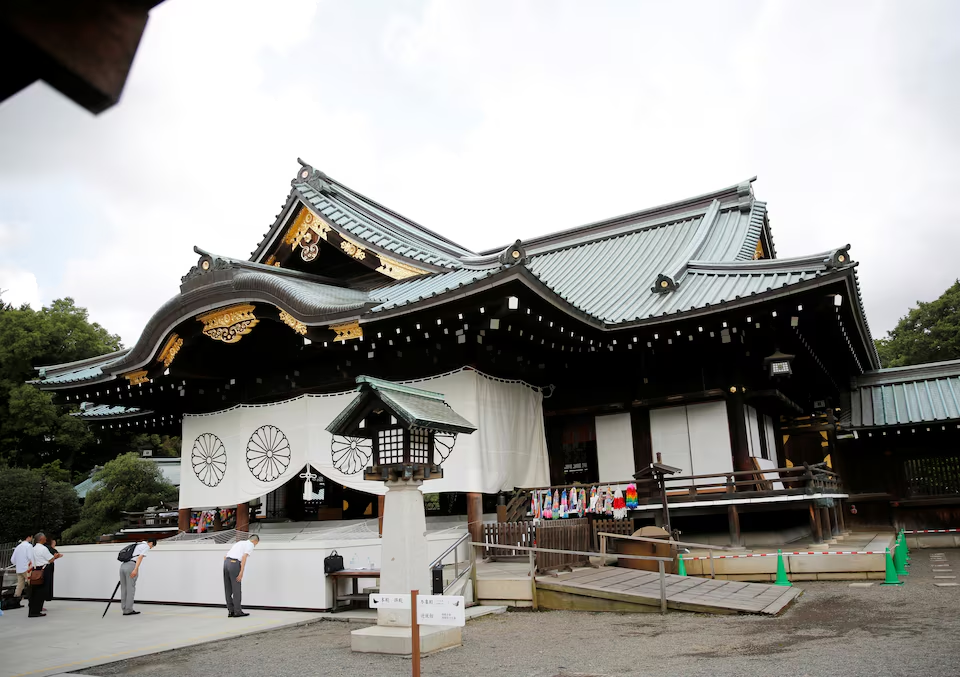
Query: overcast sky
1,0,958,351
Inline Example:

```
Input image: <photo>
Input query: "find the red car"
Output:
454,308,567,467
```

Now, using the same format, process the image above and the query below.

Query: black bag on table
324,550,344,574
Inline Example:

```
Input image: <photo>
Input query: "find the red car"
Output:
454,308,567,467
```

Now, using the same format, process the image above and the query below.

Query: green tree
130,433,182,458
0,296,122,470
876,281,960,368
0,465,81,543
62,453,177,544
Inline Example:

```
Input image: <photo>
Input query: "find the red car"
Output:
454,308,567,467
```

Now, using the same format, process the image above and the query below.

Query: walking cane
102,581,121,618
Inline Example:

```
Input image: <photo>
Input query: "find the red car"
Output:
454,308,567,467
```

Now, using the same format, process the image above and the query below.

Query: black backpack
117,543,138,563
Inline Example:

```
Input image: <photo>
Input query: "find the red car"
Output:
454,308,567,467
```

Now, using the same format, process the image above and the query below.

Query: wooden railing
121,511,180,529
507,463,843,518
481,519,592,573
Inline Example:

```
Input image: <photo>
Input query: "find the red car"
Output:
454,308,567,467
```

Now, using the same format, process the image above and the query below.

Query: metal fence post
658,560,667,614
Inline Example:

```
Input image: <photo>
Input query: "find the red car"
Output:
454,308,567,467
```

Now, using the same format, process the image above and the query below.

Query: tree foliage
62,453,178,544
0,465,81,543
130,433,182,458
0,296,122,470
876,281,960,368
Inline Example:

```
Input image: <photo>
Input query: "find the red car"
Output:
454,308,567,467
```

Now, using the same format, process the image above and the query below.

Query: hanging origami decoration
612,489,627,520
552,489,561,519
560,489,569,518
543,490,553,520
531,492,541,520
625,483,639,510
603,487,614,516
579,488,588,516
589,486,599,513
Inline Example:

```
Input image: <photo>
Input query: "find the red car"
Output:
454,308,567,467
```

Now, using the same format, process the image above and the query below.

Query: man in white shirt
223,534,259,618
10,533,34,608
119,539,157,616
28,533,54,617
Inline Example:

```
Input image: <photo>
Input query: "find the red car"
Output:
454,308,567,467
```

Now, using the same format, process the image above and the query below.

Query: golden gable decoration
158,334,184,368
197,304,259,344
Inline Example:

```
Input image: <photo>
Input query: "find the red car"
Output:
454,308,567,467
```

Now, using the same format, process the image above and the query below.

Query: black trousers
28,570,46,616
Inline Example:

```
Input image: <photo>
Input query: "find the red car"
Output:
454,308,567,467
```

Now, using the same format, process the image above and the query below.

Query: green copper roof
327,376,477,436
850,360,960,428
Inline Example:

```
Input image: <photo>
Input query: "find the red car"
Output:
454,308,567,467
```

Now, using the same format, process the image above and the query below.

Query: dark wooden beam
1,0,163,114
630,408,653,473
726,393,752,473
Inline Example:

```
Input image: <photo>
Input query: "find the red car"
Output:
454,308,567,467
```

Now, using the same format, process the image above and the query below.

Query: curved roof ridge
480,177,757,256
193,247,350,287
687,245,852,273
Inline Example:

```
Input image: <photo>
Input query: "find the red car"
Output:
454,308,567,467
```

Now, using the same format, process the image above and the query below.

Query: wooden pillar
726,393,752,472
467,493,483,546
820,506,833,539
378,495,385,537
727,505,742,547
236,502,250,532
496,493,507,523
836,499,846,533
178,508,190,533
809,503,823,543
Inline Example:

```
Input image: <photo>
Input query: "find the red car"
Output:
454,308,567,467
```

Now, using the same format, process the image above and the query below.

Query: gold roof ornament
158,334,184,368
278,308,307,335
329,319,362,342
123,370,149,386
196,304,259,344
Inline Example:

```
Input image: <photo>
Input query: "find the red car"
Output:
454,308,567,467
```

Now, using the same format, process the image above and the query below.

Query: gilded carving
278,308,307,335
265,255,277,266
196,304,259,344
375,255,429,280
340,239,366,260
329,320,363,342
753,239,765,260
123,370,149,386
158,334,184,368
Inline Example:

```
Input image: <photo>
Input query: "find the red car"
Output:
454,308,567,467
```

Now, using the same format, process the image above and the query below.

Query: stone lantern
327,376,476,655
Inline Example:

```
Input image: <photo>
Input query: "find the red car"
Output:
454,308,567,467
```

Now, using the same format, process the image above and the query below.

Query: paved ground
17,549,960,677
0,603,326,677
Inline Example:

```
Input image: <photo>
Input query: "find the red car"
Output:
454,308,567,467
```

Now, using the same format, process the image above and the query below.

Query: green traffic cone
894,540,909,576
881,547,903,585
677,555,688,577
902,532,911,562
774,549,792,587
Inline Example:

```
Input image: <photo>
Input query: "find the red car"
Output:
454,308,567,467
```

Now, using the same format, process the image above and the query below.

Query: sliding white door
595,413,635,482
650,401,733,485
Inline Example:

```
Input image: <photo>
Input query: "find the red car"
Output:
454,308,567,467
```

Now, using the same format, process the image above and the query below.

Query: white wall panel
744,404,762,458
650,406,692,477
52,533,463,611
763,415,778,464
687,401,734,482
595,413,635,482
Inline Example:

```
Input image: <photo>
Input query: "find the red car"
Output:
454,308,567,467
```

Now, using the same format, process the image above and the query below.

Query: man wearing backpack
118,540,156,616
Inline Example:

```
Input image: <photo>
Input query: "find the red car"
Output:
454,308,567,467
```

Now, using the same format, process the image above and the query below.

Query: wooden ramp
536,567,801,615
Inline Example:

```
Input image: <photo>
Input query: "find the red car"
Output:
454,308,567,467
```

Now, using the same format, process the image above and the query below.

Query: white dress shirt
32,544,53,568
11,541,33,573
132,542,150,559
225,540,255,561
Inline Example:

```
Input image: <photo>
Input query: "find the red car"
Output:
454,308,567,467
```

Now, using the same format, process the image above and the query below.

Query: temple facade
33,160,882,544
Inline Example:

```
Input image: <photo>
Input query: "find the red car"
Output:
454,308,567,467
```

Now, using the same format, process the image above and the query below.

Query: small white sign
416,595,465,627
369,593,411,609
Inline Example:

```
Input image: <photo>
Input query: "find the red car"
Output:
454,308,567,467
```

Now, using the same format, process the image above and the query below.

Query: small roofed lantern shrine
327,376,475,651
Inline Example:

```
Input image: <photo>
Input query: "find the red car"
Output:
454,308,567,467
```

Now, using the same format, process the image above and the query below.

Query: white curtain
179,368,550,507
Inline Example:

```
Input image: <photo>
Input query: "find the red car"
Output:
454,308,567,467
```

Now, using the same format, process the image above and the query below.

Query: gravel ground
84,549,960,677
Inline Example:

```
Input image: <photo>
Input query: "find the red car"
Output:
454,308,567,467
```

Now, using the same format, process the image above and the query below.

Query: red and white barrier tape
681,543,898,561
904,528,960,534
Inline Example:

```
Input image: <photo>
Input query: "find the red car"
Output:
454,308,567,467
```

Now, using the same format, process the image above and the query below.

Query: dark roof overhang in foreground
31,159,881,418
849,359,960,430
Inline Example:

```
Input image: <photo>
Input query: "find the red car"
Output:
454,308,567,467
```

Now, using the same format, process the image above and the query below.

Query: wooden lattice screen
904,457,960,497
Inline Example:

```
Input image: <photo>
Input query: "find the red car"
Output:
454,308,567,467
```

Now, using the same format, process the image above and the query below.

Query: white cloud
0,266,42,309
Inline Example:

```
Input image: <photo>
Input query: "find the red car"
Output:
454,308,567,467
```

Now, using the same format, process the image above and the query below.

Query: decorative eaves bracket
651,273,679,294
498,239,527,267
823,245,852,270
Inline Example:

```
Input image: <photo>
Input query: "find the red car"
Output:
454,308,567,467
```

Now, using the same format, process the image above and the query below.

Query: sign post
411,590,421,677
368,591,466,677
